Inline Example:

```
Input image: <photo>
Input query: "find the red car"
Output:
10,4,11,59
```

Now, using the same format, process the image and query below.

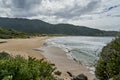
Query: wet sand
40,46,95,80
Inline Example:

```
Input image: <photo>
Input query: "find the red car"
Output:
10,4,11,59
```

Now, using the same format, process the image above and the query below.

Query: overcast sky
0,0,120,31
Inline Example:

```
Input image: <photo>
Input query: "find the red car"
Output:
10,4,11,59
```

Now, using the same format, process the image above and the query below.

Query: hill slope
0,27,30,39
0,17,119,36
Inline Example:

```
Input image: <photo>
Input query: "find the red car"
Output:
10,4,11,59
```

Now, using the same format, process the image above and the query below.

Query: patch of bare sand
0,37,48,59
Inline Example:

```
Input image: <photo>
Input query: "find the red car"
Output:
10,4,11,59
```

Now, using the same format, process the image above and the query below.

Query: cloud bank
0,0,120,31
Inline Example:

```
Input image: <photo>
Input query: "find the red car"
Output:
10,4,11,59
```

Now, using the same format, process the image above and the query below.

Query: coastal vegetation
0,17,120,80
0,27,66,39
0,27,31,39
95,36,120,80
54,71,62,76
0,52,55,80
0,17,119,36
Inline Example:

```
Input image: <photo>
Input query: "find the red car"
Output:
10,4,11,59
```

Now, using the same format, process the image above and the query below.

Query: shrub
54,71,62,76
0,54,56,80
95,37,120,80
0,27,31,39
0,52,11,60
113,73,120,80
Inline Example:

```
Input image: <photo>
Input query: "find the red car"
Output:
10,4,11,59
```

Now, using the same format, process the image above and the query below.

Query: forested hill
0,17,119,36
0,27,31,39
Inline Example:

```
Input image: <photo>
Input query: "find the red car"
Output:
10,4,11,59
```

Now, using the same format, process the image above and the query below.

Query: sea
44,36,114,74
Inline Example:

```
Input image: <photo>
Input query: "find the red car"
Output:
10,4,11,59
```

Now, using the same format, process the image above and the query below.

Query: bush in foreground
54,71,62,76
0,52,55,80
95,37,120,80
0,52,11,60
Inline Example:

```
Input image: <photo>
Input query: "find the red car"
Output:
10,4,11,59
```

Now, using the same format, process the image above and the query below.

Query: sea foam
42,36,114,74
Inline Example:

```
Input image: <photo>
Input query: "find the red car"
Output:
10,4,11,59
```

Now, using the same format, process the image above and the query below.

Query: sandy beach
0,37,48,59
40,45,95,80
0,37,95,80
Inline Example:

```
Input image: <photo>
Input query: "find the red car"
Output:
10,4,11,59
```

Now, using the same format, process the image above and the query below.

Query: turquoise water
45,36,114,73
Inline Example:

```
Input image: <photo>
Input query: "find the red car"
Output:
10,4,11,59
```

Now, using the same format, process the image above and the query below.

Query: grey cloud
107,14,120,17
95,4,120,14
11,0,41,9
52,0,101,18
0,0,42,17
10,0,42,17
0,0,101,18
0,0,11,17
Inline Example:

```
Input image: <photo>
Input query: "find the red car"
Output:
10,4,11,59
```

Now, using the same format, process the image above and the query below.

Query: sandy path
40,46,95,80
0,37,48,59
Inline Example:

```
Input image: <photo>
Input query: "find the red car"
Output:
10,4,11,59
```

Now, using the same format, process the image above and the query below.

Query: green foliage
0,52,11,60
0,52,56,80
54,71,62,76
0,27,31,39
95,37,120,80
113,73,120,80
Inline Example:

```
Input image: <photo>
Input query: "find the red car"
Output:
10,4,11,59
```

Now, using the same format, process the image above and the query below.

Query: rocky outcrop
67,71,73,77
72,74,88,80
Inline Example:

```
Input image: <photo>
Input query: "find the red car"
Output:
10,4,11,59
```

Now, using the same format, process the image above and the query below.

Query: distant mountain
0,17,119,36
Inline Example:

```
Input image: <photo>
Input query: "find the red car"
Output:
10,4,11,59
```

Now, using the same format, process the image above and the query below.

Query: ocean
44,36,114,74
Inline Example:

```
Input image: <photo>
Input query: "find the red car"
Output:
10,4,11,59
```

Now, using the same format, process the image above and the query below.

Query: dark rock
72,74,88,80
0,41,7,44
67,71,73,77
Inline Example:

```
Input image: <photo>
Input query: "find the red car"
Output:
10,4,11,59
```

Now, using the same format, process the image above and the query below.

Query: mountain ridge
0,17,119,36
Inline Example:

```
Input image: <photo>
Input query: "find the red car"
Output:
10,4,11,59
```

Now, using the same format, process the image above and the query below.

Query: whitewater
43,36,114,74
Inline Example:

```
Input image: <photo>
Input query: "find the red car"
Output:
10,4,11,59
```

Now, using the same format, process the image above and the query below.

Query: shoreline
0,36,95,80
39,45,95,80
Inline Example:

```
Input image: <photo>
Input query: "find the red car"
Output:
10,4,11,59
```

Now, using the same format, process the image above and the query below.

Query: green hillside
0,27,30,39
0,17,119,36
